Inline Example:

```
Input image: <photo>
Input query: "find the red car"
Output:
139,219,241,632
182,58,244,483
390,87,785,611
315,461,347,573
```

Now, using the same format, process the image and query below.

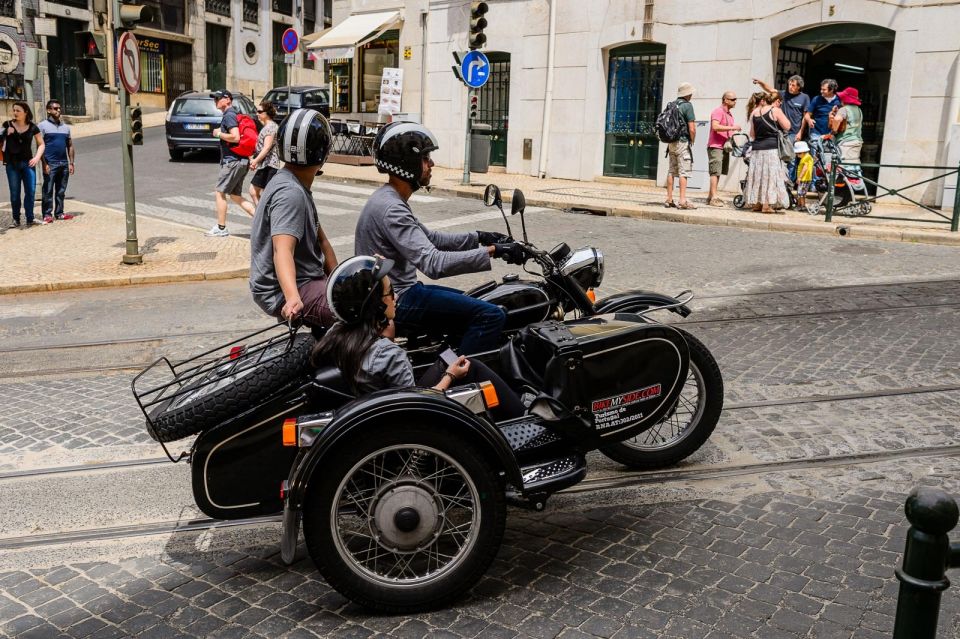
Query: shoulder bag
761,109,795,163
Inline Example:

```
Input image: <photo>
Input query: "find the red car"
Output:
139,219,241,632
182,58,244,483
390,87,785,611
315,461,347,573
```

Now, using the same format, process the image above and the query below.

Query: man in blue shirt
804,78,841,146
38,100,75,223
754,75,810,180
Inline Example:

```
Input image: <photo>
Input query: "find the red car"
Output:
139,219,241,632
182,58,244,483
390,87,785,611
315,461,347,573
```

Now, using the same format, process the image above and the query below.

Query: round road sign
117,31,141,94
281,28,299,55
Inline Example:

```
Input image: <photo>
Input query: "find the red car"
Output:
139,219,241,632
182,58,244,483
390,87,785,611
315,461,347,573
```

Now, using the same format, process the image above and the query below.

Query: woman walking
2,101,45,227
744,91,791,213
248,101,282,204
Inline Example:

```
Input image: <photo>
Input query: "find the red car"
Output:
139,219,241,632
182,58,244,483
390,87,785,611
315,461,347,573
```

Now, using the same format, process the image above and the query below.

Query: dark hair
745,92,766,118
46,99,61,110
311,316,383,393
821,78,838,93
259,100,277,119
12,101,34,123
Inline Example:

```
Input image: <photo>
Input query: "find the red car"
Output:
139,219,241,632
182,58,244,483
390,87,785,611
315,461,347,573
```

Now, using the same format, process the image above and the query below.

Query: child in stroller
729,133,797,211
801,135,872,216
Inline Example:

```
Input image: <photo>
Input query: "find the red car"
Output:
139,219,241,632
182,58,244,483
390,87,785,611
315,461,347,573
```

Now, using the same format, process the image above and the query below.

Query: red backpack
230,114,258,158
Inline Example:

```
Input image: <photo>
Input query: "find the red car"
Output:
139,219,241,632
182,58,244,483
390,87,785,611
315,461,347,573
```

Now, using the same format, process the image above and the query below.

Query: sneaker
205,225,229,237
55,214,75,221
9,220,20,228
42,216,54,225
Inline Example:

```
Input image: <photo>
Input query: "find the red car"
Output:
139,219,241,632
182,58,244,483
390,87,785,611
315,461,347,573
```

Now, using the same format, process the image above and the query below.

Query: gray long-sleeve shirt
355,184,491,296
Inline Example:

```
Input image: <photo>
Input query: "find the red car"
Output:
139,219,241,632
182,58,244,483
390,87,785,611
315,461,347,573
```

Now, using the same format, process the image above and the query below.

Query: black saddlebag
500,314,689,445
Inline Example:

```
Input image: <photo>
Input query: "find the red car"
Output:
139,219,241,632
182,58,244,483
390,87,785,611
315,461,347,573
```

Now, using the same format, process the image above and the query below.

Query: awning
306,10,402,59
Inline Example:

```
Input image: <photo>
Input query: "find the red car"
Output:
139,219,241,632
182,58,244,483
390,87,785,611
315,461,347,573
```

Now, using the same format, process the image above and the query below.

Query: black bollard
892,486,960,639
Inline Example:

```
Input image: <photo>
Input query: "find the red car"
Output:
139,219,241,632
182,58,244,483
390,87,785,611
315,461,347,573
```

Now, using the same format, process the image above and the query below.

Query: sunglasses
256,109,265,113
725,97,737,102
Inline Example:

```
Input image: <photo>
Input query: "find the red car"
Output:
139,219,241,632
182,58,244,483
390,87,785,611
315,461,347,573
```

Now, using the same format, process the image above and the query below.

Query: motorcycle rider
249,108,338,327
355,121,527,354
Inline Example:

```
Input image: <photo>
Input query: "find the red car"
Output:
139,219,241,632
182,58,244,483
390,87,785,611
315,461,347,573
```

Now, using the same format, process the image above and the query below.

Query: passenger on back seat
310,255,525,421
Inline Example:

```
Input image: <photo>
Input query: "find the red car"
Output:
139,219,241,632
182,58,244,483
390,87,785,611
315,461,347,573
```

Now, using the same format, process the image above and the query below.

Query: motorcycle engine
560,247,605,290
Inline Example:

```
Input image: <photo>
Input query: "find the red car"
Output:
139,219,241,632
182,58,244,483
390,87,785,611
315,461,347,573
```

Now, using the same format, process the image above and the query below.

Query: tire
733,194,745,209
146,334,314,442
168,148,184,161
302,424,507,613
600,329,723,470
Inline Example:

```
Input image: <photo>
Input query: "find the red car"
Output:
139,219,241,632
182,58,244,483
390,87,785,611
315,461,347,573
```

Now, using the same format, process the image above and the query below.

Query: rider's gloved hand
492,242,528,265
477,230,511,246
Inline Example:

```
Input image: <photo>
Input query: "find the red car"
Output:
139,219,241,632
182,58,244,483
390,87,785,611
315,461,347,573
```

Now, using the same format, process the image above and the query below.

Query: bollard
824,154,836,223
892,486,960,639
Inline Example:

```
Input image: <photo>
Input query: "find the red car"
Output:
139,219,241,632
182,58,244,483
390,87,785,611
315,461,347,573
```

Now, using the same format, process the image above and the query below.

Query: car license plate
185,123,209,130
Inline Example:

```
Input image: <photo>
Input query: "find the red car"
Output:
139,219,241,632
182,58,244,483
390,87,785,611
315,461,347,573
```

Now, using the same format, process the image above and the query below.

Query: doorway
603,43,665,180
272,22,288,87
165,42,193,106
777,24,894,184
206,23,228,91
47,18,86,116
475,52,509,166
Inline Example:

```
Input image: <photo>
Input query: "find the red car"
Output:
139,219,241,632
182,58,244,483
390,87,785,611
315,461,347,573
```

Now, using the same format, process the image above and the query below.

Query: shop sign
378,67,402,116
137,36,165,54
314,46,354,60
34,18,58,38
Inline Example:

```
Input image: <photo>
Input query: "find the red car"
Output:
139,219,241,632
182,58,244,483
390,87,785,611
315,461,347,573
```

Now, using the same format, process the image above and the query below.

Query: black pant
418,358,525,421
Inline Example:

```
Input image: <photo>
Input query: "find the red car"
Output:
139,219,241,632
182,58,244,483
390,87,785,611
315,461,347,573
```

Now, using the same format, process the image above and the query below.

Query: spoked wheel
303,425,506,613
600,330,723,470
733,194,745,209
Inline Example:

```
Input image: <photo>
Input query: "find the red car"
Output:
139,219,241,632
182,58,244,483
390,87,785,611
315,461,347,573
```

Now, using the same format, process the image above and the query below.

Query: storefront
134,33,193,108
328,57,351,113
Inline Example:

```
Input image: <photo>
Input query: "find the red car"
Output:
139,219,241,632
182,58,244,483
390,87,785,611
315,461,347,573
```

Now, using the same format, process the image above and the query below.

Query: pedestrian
706,91,741,207
804,79,840,149
208,90,255,237
664,82,697,210
248,100,282,205
793,141,814,210
753,75,810,143
1,101,44,228
249,109,339,327
38,99,75,224
830,87,864,170
744,91,791,214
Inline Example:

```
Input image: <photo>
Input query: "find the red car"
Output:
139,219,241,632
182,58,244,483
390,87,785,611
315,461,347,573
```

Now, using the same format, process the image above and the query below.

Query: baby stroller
802,135,872,217
729,133,797,211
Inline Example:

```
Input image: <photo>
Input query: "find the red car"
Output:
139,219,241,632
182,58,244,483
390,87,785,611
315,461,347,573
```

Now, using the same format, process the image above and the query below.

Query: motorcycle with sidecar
132,187,723,613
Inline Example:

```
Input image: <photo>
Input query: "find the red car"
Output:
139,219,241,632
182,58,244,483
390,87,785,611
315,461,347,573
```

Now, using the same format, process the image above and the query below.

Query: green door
206,24,228,91
603,44,665,179
47,18,86,116
272,22,288,87
476,53,509,166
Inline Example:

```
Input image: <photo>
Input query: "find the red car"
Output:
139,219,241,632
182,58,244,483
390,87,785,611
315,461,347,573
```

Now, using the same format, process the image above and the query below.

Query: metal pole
824,150,836,223
951,163,960,232
461,87,473,185
115,0,142,265
893,486,959,639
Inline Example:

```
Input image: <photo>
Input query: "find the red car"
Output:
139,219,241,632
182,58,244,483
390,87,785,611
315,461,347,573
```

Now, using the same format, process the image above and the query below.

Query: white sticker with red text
591,384,663,430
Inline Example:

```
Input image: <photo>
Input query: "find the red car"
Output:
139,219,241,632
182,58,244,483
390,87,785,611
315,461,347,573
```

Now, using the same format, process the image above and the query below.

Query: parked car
262,86,331,120
165,90,257,161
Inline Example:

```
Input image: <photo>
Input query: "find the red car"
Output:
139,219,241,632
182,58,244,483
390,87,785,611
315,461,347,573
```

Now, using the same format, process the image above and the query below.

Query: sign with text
378,67,403,116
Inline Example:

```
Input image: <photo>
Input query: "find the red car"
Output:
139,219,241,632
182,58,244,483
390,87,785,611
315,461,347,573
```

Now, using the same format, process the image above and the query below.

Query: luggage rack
132,322,302,463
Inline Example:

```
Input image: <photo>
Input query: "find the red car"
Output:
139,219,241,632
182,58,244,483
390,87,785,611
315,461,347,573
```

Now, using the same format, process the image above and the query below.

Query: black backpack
655,100,686,143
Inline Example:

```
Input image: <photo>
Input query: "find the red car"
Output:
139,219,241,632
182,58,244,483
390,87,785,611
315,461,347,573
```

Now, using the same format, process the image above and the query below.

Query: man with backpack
208,90,256,237
659,82,698,209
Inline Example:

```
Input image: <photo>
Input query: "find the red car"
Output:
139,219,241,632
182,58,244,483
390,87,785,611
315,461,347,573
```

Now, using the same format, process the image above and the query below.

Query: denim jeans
42,163,70,218
5,160,36,224
395,283,507,355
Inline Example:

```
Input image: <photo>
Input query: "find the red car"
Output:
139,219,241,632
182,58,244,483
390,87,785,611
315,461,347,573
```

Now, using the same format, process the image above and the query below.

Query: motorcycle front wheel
302,424,507,613
600,330,723,470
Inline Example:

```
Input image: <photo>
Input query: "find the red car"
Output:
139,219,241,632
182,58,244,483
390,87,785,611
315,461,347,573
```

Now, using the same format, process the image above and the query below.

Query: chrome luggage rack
131,322,301,463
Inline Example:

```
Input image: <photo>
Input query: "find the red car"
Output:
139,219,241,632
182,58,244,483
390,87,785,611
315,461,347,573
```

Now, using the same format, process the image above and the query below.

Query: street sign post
117,31,140,94
282,28,298,114
455,51,490,185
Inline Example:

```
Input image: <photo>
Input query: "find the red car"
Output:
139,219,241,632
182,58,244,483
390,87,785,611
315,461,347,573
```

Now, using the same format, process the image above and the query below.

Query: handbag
761,110,795,163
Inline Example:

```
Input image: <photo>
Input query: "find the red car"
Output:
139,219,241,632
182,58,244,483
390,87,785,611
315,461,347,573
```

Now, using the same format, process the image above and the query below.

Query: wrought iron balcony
205,0,230,18
272,0,292,16
0,0,18,17
242,0,258,23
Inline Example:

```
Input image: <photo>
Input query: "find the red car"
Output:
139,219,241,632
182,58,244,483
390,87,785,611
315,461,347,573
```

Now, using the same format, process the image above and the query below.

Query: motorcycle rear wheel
600,330,723,470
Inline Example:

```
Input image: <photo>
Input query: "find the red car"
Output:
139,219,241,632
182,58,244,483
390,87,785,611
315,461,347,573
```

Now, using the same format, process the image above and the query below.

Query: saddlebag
500,314,689,445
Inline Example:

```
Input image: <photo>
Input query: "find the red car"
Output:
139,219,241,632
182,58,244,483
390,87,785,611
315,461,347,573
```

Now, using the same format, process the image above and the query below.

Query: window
172,98,221,117
329,61,351,113
359,30,398,112
142,0,188,33
301,89,329,108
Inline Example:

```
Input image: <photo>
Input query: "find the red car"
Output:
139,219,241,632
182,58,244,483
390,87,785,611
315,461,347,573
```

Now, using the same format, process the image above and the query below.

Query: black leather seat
312,365,355,404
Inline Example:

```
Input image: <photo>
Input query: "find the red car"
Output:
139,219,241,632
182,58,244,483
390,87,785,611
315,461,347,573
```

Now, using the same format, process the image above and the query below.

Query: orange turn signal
586,288,597,303
479,380,500,409
282,418,297,446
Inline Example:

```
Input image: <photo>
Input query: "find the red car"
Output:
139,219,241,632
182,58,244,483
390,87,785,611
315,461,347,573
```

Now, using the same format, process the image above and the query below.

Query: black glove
492,242,528,265
477,230,511,246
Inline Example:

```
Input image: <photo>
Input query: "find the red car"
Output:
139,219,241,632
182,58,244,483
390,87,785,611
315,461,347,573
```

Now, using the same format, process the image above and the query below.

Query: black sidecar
134,313,718,613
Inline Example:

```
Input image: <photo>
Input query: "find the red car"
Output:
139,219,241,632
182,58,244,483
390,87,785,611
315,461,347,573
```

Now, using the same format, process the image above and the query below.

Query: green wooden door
272,22,288,87
206,24,228,91
476,53,510,166
603,44,665,179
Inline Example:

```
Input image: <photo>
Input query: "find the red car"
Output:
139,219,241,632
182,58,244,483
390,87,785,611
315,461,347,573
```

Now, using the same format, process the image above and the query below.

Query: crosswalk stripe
159,195,249,217
108,202,251,232
313,182,443,204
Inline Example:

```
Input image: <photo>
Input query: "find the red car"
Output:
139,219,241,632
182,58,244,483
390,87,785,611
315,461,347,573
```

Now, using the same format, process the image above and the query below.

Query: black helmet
373,121,439,189
277,108,333,167
326,255,396,325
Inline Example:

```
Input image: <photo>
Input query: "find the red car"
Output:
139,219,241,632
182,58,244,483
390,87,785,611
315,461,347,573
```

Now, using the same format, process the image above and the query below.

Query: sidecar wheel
147,334,314,442
600,330,723,470
302,425,506,613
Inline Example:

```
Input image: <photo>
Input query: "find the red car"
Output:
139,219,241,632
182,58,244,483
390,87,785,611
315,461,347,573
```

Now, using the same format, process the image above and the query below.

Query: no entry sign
117,31,141,94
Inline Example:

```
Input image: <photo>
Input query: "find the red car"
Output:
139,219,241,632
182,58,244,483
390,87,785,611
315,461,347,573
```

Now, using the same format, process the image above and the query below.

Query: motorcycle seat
312,365,354,400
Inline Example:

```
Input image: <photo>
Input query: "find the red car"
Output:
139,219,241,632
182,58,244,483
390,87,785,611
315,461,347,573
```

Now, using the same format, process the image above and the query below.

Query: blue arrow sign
460,50,490,89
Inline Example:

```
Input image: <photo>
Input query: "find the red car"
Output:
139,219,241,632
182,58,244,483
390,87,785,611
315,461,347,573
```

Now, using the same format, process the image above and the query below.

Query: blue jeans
5,160,36,224
42,163,70,218
395,283,507,355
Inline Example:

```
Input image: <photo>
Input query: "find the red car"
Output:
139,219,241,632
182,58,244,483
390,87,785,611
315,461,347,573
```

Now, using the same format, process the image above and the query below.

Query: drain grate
177,252,218,262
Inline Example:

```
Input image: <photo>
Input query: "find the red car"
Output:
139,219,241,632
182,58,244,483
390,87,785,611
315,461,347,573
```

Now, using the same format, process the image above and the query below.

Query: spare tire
147,334,315,442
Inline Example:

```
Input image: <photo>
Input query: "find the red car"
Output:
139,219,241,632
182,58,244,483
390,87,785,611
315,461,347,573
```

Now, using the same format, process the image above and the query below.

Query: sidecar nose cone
394,507,421,532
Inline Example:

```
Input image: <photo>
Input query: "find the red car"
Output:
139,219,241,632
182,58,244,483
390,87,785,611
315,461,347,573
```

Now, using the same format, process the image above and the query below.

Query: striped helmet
277,108,333,167
373,121,439,190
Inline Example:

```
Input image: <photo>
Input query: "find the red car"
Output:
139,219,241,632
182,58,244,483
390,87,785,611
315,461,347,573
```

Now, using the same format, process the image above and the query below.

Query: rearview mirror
510,189,526,215
483,184,501,207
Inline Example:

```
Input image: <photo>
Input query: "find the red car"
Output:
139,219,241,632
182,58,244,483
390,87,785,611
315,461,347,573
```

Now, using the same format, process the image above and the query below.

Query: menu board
378,67,403,116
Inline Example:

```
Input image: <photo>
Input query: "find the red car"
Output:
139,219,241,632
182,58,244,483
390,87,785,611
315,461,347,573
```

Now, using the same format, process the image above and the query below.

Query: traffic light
74,31,110,88
128,105,144,145
119,2,155,27
469,93,479,120
469,2,488,49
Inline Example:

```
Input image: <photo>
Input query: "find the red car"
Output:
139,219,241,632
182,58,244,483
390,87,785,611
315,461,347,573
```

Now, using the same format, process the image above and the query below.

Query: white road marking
0,303,71,319
159,195,250,217
108,202,251,232
315,181,442,203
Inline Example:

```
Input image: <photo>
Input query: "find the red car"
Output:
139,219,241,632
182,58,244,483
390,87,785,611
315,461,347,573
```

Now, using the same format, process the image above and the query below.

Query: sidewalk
66,113,168,140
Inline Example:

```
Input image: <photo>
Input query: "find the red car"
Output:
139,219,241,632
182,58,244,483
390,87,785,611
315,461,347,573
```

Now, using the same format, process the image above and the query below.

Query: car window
235,96,254,115
172,98,220,117
302,90,329,107
264,90,288,105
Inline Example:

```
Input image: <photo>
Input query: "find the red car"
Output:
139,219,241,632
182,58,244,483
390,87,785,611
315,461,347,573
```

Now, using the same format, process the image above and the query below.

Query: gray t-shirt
355,337,416,394
249,168,326,314
354,184,490,296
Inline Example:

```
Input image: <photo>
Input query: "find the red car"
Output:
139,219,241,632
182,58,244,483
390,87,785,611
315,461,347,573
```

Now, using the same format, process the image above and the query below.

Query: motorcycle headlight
560,247,604,291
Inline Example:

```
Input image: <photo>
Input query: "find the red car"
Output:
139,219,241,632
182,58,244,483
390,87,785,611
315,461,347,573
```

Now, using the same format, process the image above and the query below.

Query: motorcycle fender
280,390,522,550
594,290,691,317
